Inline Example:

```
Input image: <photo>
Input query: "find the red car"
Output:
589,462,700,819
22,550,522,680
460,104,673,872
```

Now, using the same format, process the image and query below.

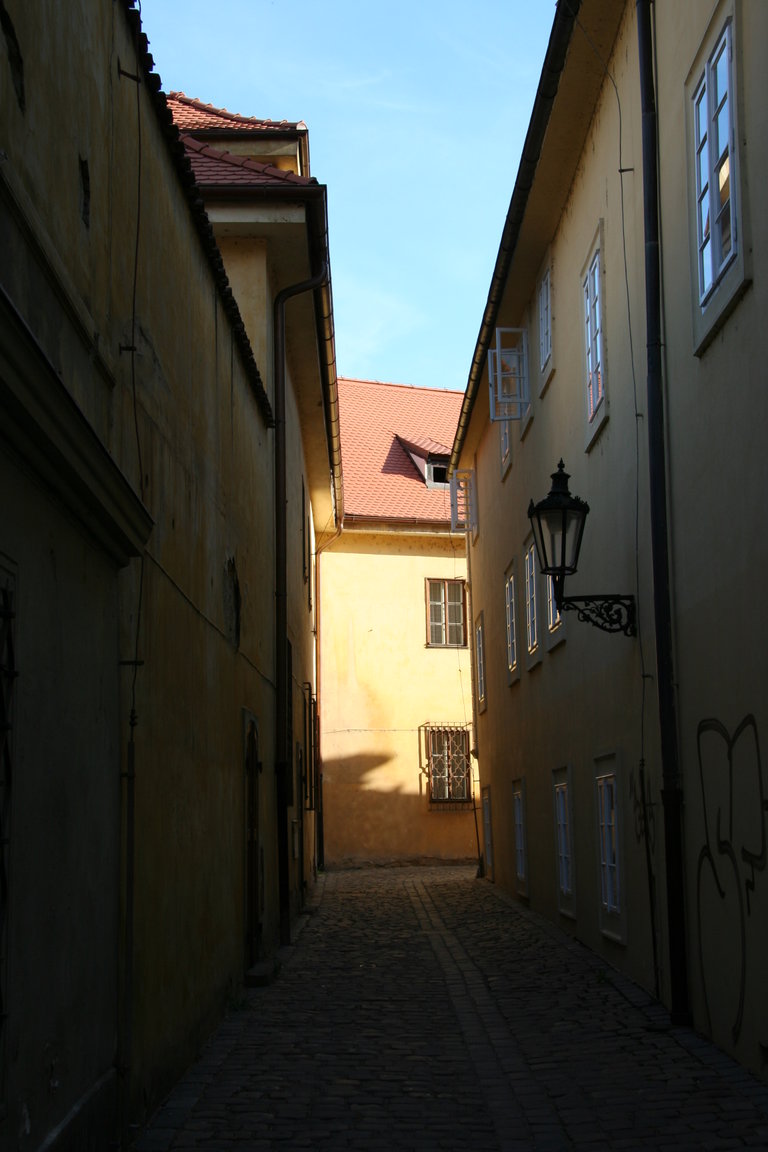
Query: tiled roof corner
181,135,315,188
338,379,464,526
168,92,306,135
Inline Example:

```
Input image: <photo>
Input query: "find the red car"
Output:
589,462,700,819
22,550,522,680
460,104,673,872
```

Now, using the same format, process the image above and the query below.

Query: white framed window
450,468,477,536
584,250,603,420
426,579,466,647
594,754,624,940
539,268,552,377
693,23,735,305
524,540,540,668
581,227,608,449
475,612,486,711
686,8,749,353
545,574,565,650
499,418,512,477
513,778,528,896
504,565,519,684
553,766,575,918
597,773,619,912
488,327,529,422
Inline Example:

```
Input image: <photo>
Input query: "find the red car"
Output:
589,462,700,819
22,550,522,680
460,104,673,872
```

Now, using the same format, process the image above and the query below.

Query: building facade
320,379,478,868
0,3,339,1146
451,0,768,1076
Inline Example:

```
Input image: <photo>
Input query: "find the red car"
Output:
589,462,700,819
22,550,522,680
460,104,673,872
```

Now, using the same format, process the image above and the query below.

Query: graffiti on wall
696,713,768,1059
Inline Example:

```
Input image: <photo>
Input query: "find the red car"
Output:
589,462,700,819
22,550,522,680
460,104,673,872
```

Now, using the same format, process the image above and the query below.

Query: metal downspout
273,262,328,946
636,0,690,1024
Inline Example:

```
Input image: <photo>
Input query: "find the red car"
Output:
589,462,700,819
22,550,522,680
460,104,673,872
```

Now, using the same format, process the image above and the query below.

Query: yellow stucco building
320,379,478,868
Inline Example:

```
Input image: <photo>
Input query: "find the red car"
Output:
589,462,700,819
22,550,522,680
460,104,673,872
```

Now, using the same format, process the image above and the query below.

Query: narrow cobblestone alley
134,867,768,1151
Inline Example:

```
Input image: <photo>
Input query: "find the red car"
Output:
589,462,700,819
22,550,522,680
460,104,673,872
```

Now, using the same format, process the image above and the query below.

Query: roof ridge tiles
169,91,307,131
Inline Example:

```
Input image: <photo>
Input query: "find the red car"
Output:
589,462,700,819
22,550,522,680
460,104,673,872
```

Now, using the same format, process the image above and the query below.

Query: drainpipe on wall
273,262,328,946
636,0,690,1024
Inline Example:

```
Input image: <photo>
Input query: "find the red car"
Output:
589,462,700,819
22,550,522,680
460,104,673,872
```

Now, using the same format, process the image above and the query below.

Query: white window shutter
450,469,475,532
488,327,529,421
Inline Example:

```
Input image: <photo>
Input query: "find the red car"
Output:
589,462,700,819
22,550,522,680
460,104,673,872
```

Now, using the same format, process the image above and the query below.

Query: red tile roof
182,135,315,188
168,92,306,134
338,378,463,525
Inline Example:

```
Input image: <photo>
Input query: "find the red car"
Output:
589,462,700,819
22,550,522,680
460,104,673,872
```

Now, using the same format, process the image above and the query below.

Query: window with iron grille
426,579,466,647
422,726,471,804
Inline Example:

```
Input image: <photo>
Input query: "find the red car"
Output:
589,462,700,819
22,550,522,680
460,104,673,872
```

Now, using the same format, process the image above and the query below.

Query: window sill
429,800,474,813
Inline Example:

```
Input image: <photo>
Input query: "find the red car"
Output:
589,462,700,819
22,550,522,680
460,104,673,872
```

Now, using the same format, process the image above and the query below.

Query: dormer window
396,434,452,490
426,457,449,488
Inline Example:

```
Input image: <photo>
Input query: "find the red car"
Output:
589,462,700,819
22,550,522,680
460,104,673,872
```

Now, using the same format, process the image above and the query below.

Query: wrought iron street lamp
527,461,636,636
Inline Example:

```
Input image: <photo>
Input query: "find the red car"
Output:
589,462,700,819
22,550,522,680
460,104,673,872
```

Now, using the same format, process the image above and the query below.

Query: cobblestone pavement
134,866,768,1151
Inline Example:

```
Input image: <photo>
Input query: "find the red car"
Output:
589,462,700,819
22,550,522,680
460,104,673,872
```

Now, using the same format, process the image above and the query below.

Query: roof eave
449,1,581,475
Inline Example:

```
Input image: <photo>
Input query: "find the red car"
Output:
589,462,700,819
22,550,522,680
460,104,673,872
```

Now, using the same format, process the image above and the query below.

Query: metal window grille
421,726,470,803
489,328,529,421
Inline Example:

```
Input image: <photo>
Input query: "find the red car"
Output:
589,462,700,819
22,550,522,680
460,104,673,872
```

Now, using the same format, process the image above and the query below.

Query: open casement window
426,579,466,647
488,328,529,422
420,725,471,804
450,469,477,534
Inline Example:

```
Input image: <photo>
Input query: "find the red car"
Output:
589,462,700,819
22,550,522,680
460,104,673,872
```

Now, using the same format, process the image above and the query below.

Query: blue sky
139,1,556,391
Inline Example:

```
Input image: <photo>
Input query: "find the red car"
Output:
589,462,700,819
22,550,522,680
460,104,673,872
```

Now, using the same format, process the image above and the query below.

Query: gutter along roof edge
449,1,580,475
121,1,274,426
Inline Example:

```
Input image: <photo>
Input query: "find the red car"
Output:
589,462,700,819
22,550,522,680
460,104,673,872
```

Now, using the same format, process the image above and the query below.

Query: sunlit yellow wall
320,531,478,865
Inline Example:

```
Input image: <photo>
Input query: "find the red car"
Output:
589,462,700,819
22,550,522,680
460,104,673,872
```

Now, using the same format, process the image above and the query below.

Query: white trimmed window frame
474,611,486,712
545,574,565,651
513,778,528,897
504,563,519,685
686,2,750,354
499,418,512,478
538,260,555,395
524,539,541,670
594,754,625,942
553,766,575,918
426,578,467,648
581,224,609,451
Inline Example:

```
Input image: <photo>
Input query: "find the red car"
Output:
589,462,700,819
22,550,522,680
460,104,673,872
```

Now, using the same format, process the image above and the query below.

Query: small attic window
426,457,449,489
